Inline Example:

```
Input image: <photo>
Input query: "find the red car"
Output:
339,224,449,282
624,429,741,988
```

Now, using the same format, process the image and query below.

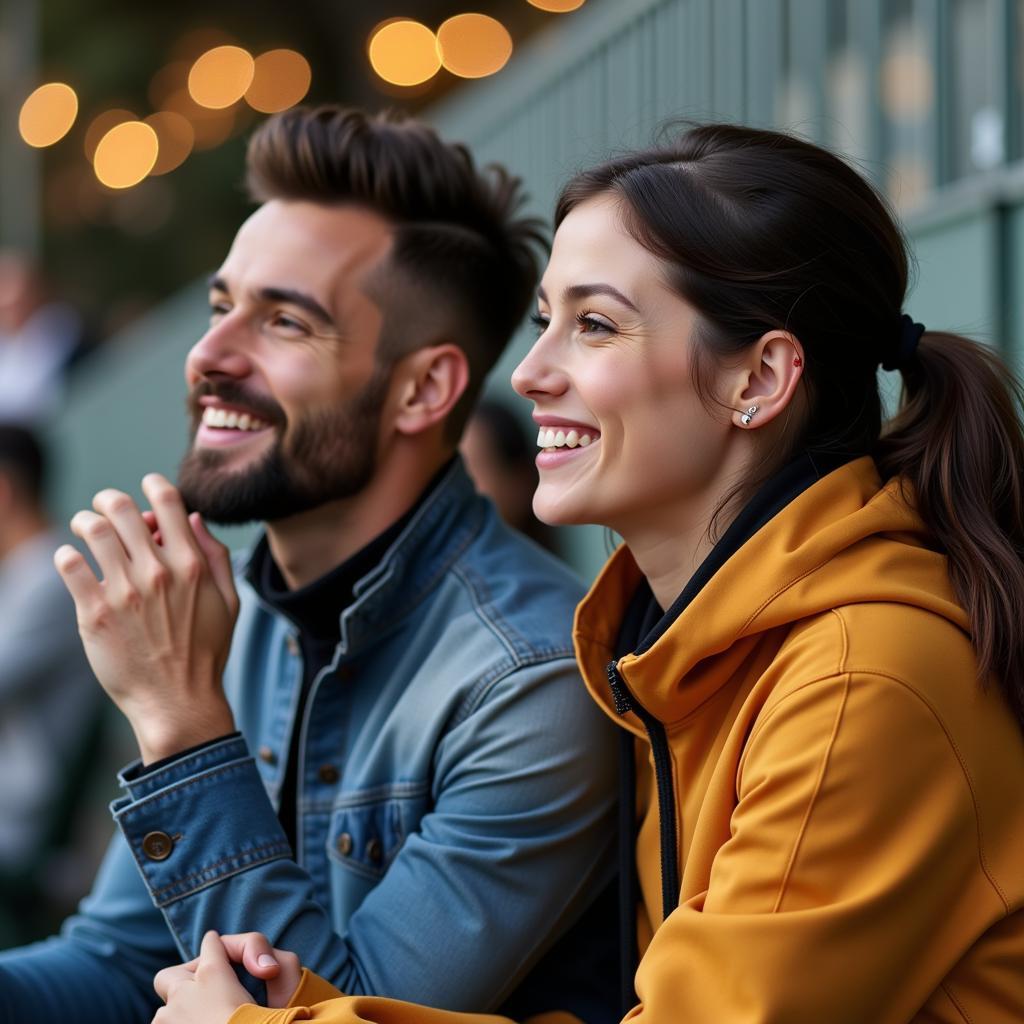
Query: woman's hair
556,124,1024,725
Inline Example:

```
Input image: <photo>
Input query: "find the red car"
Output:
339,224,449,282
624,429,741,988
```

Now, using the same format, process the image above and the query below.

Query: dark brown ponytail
556,123,1024,726
877,333,1024,718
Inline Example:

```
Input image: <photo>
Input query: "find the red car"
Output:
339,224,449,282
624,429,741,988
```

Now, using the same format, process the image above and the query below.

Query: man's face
179,200,395,524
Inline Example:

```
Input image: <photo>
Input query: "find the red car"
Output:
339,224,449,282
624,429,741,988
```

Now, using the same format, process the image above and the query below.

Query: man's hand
55,473,240,764
152,931,256,1024
153,930,303,1024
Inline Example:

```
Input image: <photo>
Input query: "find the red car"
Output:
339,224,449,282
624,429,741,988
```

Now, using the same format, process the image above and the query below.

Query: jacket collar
243,457,485,655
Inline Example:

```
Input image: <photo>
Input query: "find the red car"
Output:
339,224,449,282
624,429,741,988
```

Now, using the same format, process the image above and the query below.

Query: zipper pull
606,660,633,715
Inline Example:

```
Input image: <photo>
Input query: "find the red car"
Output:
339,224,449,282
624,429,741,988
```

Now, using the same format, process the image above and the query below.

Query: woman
154,125,1024,1023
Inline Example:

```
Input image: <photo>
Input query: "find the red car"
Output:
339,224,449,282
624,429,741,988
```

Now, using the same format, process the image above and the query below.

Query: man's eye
267,313,309,336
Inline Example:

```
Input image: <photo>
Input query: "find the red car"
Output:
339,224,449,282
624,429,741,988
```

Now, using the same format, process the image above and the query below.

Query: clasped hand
55,473,239,764
153,930,301,1024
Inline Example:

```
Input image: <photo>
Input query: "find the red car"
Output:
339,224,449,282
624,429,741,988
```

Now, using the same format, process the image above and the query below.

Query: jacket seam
940,980,973,1023
148,839,292,901
455,651,578,726
116,757,256,818
772,671,851,912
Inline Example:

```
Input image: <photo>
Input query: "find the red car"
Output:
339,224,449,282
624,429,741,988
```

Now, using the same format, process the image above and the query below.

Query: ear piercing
740,405,759,426
793,356,803,367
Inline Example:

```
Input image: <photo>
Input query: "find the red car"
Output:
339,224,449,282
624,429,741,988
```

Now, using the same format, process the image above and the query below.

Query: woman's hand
152,930,303,1024
153,931,254,1024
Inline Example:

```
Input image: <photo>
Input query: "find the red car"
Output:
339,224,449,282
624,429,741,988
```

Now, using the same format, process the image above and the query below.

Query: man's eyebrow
536,282,639,313
259,287,336,328
206,276,336,328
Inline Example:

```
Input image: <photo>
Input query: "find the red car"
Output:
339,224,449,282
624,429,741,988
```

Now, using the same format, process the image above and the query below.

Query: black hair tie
882,314,926,371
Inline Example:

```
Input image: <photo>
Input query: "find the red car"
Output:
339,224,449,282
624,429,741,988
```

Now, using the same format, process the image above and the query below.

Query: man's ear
392,343,470,437
728,330,805,430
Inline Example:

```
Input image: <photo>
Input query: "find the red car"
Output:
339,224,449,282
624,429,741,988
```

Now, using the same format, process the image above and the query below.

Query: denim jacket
0,460,617,1022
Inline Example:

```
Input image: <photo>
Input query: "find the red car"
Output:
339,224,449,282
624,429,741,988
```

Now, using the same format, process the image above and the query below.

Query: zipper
606,659,681,923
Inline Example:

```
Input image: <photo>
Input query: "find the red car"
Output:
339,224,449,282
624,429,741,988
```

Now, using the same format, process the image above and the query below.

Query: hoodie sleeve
623,666,1005,1024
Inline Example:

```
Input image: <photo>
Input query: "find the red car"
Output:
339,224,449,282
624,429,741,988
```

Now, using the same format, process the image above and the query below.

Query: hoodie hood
574,456,968,731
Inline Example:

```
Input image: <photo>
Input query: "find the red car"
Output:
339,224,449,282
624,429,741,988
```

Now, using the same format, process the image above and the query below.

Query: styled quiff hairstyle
245,105,546,438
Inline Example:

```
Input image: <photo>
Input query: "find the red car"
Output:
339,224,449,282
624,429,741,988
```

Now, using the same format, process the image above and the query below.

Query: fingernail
258,954,278,968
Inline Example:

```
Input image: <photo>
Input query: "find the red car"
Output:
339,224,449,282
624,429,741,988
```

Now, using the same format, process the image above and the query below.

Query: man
0,108,617,1021
0,425,101,938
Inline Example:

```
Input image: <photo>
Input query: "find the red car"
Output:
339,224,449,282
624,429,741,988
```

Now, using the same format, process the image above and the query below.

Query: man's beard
177,370,389,525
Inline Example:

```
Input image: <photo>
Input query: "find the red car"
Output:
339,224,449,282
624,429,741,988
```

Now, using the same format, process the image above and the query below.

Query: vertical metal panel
745,0,783,126
712,0,748,120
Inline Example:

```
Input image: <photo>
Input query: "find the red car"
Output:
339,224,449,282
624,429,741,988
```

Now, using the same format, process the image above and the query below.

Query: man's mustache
186,381,285,425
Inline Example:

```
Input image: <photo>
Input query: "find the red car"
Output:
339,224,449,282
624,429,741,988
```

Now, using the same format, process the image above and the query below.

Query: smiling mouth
200,407,273,433
536,426,596,451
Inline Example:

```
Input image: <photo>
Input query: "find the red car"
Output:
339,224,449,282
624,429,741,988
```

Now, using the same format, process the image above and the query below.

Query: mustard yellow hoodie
230,457,1024,1024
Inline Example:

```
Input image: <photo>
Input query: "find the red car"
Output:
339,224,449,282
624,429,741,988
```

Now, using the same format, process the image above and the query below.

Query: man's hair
245,106,547,439
0,423,46,504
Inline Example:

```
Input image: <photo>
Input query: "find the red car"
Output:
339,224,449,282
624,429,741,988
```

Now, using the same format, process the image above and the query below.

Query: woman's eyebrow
536,282,640,313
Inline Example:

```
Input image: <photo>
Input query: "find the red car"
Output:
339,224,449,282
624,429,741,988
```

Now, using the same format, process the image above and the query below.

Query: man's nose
185,315,254,383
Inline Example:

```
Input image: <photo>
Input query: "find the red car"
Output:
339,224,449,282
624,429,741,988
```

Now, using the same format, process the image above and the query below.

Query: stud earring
740,405,759,426
793,356,803,367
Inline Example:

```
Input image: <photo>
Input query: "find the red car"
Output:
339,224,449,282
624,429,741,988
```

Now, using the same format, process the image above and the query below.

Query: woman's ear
730,330,805,430
392,343,470,437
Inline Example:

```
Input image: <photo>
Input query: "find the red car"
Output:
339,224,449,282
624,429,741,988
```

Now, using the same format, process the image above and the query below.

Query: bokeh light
245,49,312,113
368,19,441,87
84,109,136,161
526,0,587,11
437,14,513,79
93,121,159,189
164,88,237,149
188,45,255,109
19,83,79,147
145,111,195,175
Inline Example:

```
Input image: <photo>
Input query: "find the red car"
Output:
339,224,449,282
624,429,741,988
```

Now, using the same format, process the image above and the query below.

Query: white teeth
202,407,269,432
535,426,597,450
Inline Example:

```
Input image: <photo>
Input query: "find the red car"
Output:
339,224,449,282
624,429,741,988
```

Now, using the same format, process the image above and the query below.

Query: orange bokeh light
436,14,513,79
526,0,587,11
188,45,255,109
19,83,78,147
84,109,136,161
245,49,312,113
368,19,441,87
145,111,195,175
93,121,160,189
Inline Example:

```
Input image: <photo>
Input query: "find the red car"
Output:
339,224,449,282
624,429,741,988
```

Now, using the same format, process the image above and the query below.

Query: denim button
142,831,174,861
366,837,383,865
336,832,353,856
258,746,277,765
318,764,339,784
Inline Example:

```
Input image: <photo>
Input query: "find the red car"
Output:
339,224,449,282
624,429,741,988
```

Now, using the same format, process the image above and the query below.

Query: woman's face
511,195,735,535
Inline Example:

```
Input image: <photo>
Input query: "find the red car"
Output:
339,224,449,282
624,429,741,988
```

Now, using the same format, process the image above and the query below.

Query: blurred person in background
0,251,90,425
0,425,103,944
0,106,618,1023
460,398,556,553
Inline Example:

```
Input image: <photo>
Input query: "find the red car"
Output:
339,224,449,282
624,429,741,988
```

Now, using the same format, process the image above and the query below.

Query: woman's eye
209,302,230,320
529,312,550,335
576,312,613,335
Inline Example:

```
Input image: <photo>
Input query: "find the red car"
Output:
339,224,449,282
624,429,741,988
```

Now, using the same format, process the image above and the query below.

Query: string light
437,14,513,79
19,83,78,147
93,121,159,189
188,45,255,109
368,19,441,87
245,49,312,113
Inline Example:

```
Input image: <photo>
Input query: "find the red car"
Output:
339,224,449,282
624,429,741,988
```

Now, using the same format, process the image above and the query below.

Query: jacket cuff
112,743,292,907
116,734,250,801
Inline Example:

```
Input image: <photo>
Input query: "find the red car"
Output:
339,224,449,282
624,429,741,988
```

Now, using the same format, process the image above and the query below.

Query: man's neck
263,446,451,590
